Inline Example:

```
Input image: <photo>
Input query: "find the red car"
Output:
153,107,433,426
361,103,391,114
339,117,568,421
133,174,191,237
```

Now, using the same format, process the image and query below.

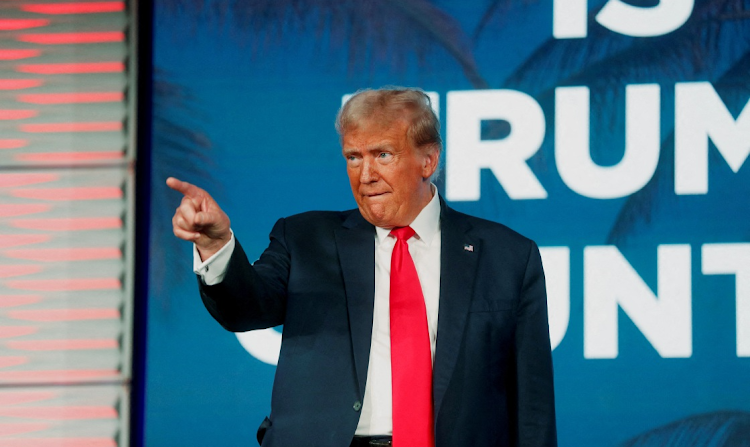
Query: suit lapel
334,210,376,399
433,200,480,420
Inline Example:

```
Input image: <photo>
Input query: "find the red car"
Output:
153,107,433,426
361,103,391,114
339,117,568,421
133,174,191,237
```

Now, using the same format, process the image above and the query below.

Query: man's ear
421,146,440,179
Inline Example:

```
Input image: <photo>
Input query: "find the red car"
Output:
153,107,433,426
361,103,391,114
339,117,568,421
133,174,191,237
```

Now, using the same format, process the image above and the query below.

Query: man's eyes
345,152,391,162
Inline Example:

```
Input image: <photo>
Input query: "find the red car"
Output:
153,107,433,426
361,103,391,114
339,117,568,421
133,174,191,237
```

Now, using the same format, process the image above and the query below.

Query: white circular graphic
235,327,282,365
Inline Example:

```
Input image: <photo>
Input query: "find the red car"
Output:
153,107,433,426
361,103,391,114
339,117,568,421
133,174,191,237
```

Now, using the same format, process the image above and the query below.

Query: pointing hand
167,177,231,260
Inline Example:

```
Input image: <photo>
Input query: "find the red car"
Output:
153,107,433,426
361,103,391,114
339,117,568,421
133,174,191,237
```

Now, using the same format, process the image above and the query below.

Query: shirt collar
374,185,440,246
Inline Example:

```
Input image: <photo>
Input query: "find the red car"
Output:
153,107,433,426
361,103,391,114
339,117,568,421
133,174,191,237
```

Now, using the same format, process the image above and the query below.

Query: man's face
342,117,439,228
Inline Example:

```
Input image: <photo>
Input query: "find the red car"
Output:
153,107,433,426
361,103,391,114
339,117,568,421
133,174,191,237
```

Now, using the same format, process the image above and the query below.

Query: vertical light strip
0,0,133,445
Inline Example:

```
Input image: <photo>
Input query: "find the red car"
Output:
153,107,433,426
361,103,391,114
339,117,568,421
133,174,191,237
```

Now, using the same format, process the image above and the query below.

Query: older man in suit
168,88,557,447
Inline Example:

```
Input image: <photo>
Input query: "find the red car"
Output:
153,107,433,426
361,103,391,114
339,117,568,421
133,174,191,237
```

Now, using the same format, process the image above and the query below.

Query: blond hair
336,87,442,155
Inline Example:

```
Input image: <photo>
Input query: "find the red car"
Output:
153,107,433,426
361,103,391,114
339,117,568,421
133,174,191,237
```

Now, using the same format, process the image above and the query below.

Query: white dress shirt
193,190,442,436
355,189,441,435
194,230,235,285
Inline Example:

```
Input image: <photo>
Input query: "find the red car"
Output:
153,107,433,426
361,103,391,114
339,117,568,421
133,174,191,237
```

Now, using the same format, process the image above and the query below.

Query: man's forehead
342,133,394,152
343,121,409,148
345,115,409,137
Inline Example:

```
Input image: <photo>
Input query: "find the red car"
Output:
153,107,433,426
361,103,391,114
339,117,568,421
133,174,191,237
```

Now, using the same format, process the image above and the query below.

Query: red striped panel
0,369,119,382
0,357,28,368
23,2,125,14
0,295,42,308
11,217,121,231
0,422,49,437
0,139,29,149
0,235,51,249
7,339,118,351
0,204,51,217
0,438,116,447
20,121,122,133
15,151,124,162
17,62,124,74
0,80,44,90
0,4,129,442
11,187,123,201
0,406,117,420
3,247,121,262
0,265,43,279
7,308,120,321
5,279,121,293
0,50,42,61
0,327,38,338
0,391,56,406
0,110,38,120
17,92,123,104
0,296,40,308
0,173,59,187
18,32,125,45
0,19,50,31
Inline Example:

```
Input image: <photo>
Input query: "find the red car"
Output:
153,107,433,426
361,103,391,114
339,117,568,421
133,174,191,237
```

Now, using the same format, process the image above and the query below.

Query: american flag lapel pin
464,244,474,252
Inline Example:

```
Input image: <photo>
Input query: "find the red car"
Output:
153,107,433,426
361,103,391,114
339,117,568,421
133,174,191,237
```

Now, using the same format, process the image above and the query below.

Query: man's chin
358,206,393,228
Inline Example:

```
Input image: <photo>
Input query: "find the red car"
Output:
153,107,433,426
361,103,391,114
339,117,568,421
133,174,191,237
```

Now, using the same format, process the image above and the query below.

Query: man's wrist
197,234,231,261
194,231,235,285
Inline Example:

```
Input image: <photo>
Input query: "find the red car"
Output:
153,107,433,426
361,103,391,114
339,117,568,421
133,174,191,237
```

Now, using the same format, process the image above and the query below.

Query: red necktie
389,226,434,447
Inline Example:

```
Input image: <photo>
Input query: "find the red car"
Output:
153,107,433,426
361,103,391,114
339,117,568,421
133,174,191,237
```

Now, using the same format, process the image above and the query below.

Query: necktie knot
390,226,416,241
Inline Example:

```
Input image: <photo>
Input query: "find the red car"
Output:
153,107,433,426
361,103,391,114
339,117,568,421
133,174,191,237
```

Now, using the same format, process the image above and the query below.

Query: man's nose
360,159,378,183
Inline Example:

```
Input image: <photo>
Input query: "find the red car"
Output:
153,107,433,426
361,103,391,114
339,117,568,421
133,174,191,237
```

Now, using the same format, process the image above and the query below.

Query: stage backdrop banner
146,1,750,446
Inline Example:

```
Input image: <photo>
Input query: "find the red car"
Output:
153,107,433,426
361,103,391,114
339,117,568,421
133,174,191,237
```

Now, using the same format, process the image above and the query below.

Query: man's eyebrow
343,143,392,156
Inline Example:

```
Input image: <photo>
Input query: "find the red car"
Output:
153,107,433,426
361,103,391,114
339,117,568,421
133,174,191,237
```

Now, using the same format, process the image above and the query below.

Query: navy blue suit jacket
199,199,557,447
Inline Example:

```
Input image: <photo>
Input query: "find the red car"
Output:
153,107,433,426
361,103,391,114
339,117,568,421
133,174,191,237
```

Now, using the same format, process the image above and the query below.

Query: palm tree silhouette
495,0,750,243
150,69,217,303
607,51,750,245
621,411,750,447
158,0,488,87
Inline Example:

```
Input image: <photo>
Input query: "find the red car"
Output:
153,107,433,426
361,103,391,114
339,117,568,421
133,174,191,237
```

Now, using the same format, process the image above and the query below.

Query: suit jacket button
353,401,362,411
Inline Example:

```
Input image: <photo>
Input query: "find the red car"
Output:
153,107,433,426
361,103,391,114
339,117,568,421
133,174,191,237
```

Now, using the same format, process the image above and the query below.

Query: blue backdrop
145,1,750,445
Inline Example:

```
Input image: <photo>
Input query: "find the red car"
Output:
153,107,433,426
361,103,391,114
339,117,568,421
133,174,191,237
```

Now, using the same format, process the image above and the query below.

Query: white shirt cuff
193,230,235,285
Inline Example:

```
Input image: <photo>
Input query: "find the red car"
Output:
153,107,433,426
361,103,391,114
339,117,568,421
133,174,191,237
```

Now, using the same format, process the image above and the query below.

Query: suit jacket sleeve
198,217,291,332
515,240,557,447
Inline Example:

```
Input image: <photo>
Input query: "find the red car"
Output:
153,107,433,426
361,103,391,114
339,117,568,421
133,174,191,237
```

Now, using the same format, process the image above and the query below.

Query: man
168,88,557,447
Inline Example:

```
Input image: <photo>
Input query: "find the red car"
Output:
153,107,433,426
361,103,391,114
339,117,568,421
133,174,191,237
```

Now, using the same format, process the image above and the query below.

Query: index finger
166,177,204,200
